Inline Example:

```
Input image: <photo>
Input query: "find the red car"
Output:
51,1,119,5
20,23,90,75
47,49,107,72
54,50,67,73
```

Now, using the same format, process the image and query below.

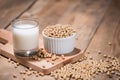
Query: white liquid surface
13,24,39,50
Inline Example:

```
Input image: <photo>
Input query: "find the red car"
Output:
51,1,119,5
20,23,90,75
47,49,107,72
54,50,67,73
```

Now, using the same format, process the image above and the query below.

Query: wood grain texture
1,0,119,80
84,0,120,79
0,55,55,80
57,0,112,51
0,0,36,29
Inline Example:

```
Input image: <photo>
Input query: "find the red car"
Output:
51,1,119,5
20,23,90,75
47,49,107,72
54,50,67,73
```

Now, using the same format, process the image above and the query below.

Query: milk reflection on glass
12,19,39,57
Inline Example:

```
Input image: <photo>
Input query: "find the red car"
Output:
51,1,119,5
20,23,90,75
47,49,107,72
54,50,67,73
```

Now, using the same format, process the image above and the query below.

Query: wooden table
0,0,120,80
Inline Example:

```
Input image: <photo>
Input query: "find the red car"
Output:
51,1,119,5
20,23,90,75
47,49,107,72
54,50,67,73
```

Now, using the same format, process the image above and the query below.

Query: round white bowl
42,31,76,54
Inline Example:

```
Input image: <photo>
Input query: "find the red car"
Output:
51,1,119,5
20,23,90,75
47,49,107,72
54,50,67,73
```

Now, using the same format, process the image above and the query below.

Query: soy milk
13,24,39,50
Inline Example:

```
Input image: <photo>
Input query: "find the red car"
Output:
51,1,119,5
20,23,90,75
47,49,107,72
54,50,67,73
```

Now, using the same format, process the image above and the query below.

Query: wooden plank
0,0,36,29
58,0,111,52
6,0,57,31
13,0,76,31
0,55,55,80
1,0,115,79
84,0,120,79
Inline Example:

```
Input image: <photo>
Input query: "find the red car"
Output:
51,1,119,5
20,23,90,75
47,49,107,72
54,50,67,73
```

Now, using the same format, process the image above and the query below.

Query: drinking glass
12,19,39,57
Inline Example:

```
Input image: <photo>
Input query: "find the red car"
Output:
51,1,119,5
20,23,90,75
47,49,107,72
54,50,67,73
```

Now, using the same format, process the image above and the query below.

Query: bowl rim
42,30,76,40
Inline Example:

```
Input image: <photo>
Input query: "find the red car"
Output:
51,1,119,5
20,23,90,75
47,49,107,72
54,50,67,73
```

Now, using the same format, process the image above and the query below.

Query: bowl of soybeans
42,24,76,54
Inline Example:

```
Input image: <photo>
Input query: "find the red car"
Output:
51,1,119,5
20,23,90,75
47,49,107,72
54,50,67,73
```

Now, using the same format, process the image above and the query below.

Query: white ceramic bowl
42,31,76,54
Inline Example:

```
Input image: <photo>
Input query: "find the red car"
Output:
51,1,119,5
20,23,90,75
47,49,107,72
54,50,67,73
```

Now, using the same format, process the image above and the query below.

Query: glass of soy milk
12,19,39,57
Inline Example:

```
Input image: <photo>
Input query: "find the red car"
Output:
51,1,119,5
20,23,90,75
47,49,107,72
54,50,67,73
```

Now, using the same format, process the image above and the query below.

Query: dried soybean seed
42,65,46,68
89,56,93,60
32,71,36,74
111,71,115,74
14,66,18,68
40,73,44,76
8,58,11,62
52,54,57,61
25,69,28,72
27,72,32,76
87,51,90,54
46,59,49,62
38,72,43,76
61,55,65,60
13,74,17,78
11,61,14,64
20,71,23,74
98,51,102,54
108,42,112,46
23,77,26,80
36,74,39,77
51,62,54,65
22,71,26,74
103,55,107,58
29,67,32,71
107,55,112,58
16,63,20,66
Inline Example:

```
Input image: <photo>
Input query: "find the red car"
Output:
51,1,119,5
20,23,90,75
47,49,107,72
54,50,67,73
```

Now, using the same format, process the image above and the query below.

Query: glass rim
12,19,39,29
